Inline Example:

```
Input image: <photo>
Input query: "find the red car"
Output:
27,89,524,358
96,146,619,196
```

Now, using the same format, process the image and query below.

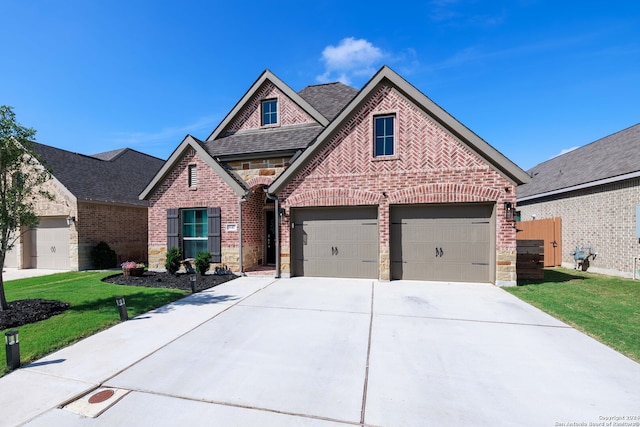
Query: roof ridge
298,81,350,90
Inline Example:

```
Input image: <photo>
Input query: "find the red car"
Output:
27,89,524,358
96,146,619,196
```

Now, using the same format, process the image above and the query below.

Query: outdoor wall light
66,215,76,226
115,296,128,321
190,275,197,293
504,202,516,222
5,330,20,370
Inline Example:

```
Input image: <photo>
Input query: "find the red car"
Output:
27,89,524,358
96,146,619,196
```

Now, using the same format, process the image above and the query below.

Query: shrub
194,251,212,276
91,241,117,269
165,247,182,274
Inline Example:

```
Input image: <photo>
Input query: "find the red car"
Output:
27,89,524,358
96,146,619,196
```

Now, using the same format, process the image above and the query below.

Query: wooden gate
516,217,562,267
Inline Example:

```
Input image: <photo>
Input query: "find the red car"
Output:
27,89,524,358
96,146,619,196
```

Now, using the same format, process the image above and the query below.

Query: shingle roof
33,144,165,206
204,81,356,159
205,124,323,158
298,82,359,121
517,123,640,200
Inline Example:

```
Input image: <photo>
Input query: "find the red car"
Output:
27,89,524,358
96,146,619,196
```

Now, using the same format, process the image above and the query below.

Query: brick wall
224,82,315,133
147,148,241,270
278,84,517,283
77,201,148,269
518,177,640,278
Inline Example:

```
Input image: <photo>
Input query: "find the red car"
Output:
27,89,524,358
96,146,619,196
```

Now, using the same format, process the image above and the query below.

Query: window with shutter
167,209,179,250
207,207,221,263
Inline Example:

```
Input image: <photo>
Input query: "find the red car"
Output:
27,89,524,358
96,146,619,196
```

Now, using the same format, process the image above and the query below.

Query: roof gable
206,70,329,142
269,66,530,194
139,135,247,200
518,123,640,200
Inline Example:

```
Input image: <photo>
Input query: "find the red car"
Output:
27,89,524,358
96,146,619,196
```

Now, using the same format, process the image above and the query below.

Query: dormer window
261,99,278,126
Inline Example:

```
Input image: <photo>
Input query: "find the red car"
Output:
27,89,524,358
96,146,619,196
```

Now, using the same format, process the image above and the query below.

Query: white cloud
556,146,579,157
317,37,385,85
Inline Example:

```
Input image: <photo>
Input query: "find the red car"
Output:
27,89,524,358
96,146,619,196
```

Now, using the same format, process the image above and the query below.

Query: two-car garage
291,203,495,283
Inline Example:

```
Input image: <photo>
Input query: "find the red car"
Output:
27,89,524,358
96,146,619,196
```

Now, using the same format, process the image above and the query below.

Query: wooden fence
516,217,562,267
516,240,545,280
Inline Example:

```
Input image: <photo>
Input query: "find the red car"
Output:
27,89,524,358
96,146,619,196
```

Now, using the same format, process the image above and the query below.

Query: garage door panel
391,204,494,283
292,207,378,279
32,218,70,270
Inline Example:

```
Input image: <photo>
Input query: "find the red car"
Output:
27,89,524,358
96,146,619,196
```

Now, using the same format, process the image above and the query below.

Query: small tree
0,106,53,311
165,247,182,275
194,251,212,276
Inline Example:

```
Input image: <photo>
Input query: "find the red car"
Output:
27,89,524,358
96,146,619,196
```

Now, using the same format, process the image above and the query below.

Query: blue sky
1,1,638,171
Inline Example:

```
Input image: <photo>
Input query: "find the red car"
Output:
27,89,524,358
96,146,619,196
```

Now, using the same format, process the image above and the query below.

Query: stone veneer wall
24,177,79,269
278,84,518,284
518,177,640,278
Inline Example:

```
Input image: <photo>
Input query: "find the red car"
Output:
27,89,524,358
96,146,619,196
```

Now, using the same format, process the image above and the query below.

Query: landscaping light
190,275,197,293
5,330,20,371
115,296,128,321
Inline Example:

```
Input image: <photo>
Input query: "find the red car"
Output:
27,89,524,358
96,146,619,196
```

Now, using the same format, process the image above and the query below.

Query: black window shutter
207,207,221,263
167,209,179,250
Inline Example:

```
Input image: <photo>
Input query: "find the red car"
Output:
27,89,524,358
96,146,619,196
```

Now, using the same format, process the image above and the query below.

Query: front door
266,210,276,265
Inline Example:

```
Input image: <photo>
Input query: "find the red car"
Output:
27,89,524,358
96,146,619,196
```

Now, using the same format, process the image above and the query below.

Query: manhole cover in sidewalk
64,387,130,418
88,389,115,404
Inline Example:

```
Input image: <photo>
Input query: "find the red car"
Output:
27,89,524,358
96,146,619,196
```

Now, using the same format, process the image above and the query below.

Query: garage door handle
435,247,443,257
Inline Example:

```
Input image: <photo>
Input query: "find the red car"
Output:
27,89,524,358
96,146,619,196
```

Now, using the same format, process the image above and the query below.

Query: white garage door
390,204,495,283
32,218,70,269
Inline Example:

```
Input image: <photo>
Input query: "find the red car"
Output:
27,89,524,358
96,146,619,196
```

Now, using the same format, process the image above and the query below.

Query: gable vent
188,164,198,188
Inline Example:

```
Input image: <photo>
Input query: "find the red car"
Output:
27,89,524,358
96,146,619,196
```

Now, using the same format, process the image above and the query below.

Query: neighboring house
4,145,164,271
141,66,530,285
517,123,640,278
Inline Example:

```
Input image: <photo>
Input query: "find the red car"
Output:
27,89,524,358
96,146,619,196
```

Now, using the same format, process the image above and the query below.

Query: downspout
238,195,248,276
264,190,281,278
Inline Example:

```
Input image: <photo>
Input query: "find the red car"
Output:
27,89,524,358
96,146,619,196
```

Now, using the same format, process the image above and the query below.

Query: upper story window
374,115,395,157
261,99,278,126
188,164,198,188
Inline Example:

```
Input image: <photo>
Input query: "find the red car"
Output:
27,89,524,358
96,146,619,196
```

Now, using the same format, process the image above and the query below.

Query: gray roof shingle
298,82,359,121
204,81,357,159
518,123,640,199
33,144,165,206
205,124,323,158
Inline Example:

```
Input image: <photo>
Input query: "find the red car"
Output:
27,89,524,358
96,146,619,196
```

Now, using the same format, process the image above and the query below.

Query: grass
506,267,640,363
0,271,187,377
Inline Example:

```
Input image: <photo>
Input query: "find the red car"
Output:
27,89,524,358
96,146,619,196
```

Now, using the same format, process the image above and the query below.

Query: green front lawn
507,268,640,363
1,271,187,377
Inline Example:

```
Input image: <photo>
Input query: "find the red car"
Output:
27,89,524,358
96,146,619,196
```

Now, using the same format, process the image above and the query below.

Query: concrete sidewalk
1,277,639,426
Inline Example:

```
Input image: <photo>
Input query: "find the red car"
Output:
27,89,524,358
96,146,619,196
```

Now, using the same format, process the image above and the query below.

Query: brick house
4,144,164,271
141,66,530,285
517,123,640,278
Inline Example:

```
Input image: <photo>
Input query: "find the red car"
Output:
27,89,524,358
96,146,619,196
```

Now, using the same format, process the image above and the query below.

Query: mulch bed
0,271,237,330
0,299,70,330
102,270,238,291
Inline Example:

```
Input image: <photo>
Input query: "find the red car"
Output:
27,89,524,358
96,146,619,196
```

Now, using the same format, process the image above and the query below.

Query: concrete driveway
2,276,639,426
